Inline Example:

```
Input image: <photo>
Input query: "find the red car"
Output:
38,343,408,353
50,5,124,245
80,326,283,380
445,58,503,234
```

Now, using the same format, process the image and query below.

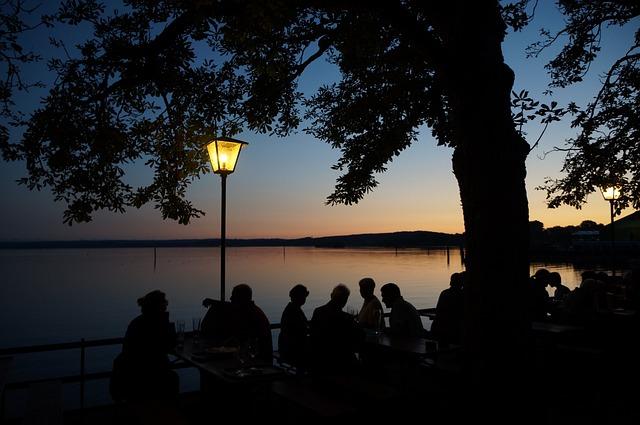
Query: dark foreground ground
8,340,638,425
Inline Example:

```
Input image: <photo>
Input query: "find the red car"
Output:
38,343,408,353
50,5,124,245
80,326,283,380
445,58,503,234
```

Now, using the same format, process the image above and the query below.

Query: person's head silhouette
330,284,350,309
380,283,401,308
548,272,562,288
450,272,463,290
289,284,309,307
533,268,551,286
358,277,376,299
230,284,253,306
137,290,168,316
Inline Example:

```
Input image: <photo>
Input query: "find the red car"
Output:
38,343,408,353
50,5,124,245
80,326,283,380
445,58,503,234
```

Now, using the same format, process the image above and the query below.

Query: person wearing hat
278,284,310,370
110,290,178,401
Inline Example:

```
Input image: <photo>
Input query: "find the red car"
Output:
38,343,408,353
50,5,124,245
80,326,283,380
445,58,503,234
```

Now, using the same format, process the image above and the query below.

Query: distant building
605,211,640,241
571,230,600,242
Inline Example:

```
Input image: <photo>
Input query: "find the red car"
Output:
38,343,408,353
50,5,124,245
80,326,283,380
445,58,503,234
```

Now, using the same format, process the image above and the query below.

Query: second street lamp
600,186,621,277
206,137,248,301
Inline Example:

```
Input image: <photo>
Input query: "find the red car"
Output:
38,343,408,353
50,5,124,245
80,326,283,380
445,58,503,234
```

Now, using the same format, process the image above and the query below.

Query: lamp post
206,137,248,301
600,186,620,276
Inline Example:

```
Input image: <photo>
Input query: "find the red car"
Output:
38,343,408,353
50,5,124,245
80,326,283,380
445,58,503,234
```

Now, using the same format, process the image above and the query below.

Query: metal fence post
80,338,85,411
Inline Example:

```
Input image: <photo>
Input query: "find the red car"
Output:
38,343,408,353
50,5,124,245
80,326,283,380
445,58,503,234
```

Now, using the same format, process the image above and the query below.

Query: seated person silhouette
357,277,384,330
380,283,424,338
564,277,608,326
110,290,178,402
202,284,272,362
309,284,363,373
549,272,570,299
530,268,551,320
201,297,234,343
431,272,464,345
278,284,310,369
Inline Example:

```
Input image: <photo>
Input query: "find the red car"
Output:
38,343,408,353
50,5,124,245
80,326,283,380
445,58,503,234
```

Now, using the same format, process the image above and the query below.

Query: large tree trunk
440,1,534,420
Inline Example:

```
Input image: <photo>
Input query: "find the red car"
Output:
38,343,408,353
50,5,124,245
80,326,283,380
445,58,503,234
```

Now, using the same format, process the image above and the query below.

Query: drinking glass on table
346,306,359,320
176,320,185,350
373,311,384,335
236,340,248,365
247,337,259,361
192,318,201,347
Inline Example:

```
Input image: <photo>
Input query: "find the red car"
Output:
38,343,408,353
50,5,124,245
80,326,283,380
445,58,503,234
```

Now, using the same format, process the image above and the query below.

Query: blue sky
0,2,636,240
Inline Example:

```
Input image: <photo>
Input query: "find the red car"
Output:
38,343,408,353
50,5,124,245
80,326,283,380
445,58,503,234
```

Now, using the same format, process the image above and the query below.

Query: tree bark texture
437,2,534,412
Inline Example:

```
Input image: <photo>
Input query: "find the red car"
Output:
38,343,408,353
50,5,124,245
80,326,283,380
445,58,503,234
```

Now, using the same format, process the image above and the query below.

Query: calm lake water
0,246,603,411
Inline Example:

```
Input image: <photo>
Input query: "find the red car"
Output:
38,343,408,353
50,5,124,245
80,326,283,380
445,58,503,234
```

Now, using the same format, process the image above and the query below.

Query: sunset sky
0,2,636,241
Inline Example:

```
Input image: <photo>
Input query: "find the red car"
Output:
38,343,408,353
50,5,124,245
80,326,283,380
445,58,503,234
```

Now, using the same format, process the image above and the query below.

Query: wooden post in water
446,246,450,266
460,245,465,266
153,247,157,271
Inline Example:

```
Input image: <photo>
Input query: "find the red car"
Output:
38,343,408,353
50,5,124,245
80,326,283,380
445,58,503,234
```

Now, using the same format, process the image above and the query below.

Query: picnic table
173,336,286,386
362,329,440,357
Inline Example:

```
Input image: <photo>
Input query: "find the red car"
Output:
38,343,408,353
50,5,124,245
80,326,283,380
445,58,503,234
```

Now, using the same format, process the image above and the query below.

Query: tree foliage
0,0,49,159
0,0,637,225
2,0,462,224
531,0,640,213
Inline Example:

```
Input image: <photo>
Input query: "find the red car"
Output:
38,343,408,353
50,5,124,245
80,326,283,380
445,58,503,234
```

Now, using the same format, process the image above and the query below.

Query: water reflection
0,246,614,412
0,246,606,348
0,247,465,346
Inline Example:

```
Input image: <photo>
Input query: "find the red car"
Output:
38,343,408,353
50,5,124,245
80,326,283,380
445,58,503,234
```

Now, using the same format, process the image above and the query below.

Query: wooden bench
23,380,63,425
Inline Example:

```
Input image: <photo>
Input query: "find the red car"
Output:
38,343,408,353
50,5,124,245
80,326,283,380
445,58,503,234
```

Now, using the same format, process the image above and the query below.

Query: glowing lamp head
206,137,248,175
600,186,621,201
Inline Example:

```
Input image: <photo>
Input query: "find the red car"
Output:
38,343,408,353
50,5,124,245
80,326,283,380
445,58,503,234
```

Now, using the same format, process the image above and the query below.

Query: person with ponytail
110,290,178,401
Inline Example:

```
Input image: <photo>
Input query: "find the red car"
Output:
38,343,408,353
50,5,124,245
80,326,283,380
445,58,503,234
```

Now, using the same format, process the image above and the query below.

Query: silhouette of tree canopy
579,220,599,230
530,0,640,213
0,1,49,159
1,1,636,225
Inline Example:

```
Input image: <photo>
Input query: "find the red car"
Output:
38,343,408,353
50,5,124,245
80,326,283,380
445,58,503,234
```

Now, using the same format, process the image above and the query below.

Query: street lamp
206,137,248,301
600,186,621,276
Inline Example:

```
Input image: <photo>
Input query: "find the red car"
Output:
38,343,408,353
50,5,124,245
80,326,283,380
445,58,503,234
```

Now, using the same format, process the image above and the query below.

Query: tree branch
586,49,640,120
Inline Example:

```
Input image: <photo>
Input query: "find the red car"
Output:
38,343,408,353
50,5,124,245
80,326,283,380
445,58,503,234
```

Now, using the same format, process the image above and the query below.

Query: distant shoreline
0,230,464,250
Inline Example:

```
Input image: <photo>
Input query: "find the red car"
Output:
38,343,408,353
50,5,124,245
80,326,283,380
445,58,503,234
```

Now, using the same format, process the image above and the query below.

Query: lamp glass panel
207,140,244,173
601,186,621,200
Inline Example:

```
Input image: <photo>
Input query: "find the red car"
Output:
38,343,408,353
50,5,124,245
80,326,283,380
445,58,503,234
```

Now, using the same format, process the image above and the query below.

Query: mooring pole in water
446,246,450,265
460,245,465,266
153,247,157,271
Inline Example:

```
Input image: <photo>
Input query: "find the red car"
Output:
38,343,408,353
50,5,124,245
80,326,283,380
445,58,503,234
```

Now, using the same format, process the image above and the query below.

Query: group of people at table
109,276,466,402
530,267,640,325
110,266,640,402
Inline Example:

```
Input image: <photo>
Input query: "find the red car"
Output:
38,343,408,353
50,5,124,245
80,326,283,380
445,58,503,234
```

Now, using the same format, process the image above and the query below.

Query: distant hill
0,230,463,250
